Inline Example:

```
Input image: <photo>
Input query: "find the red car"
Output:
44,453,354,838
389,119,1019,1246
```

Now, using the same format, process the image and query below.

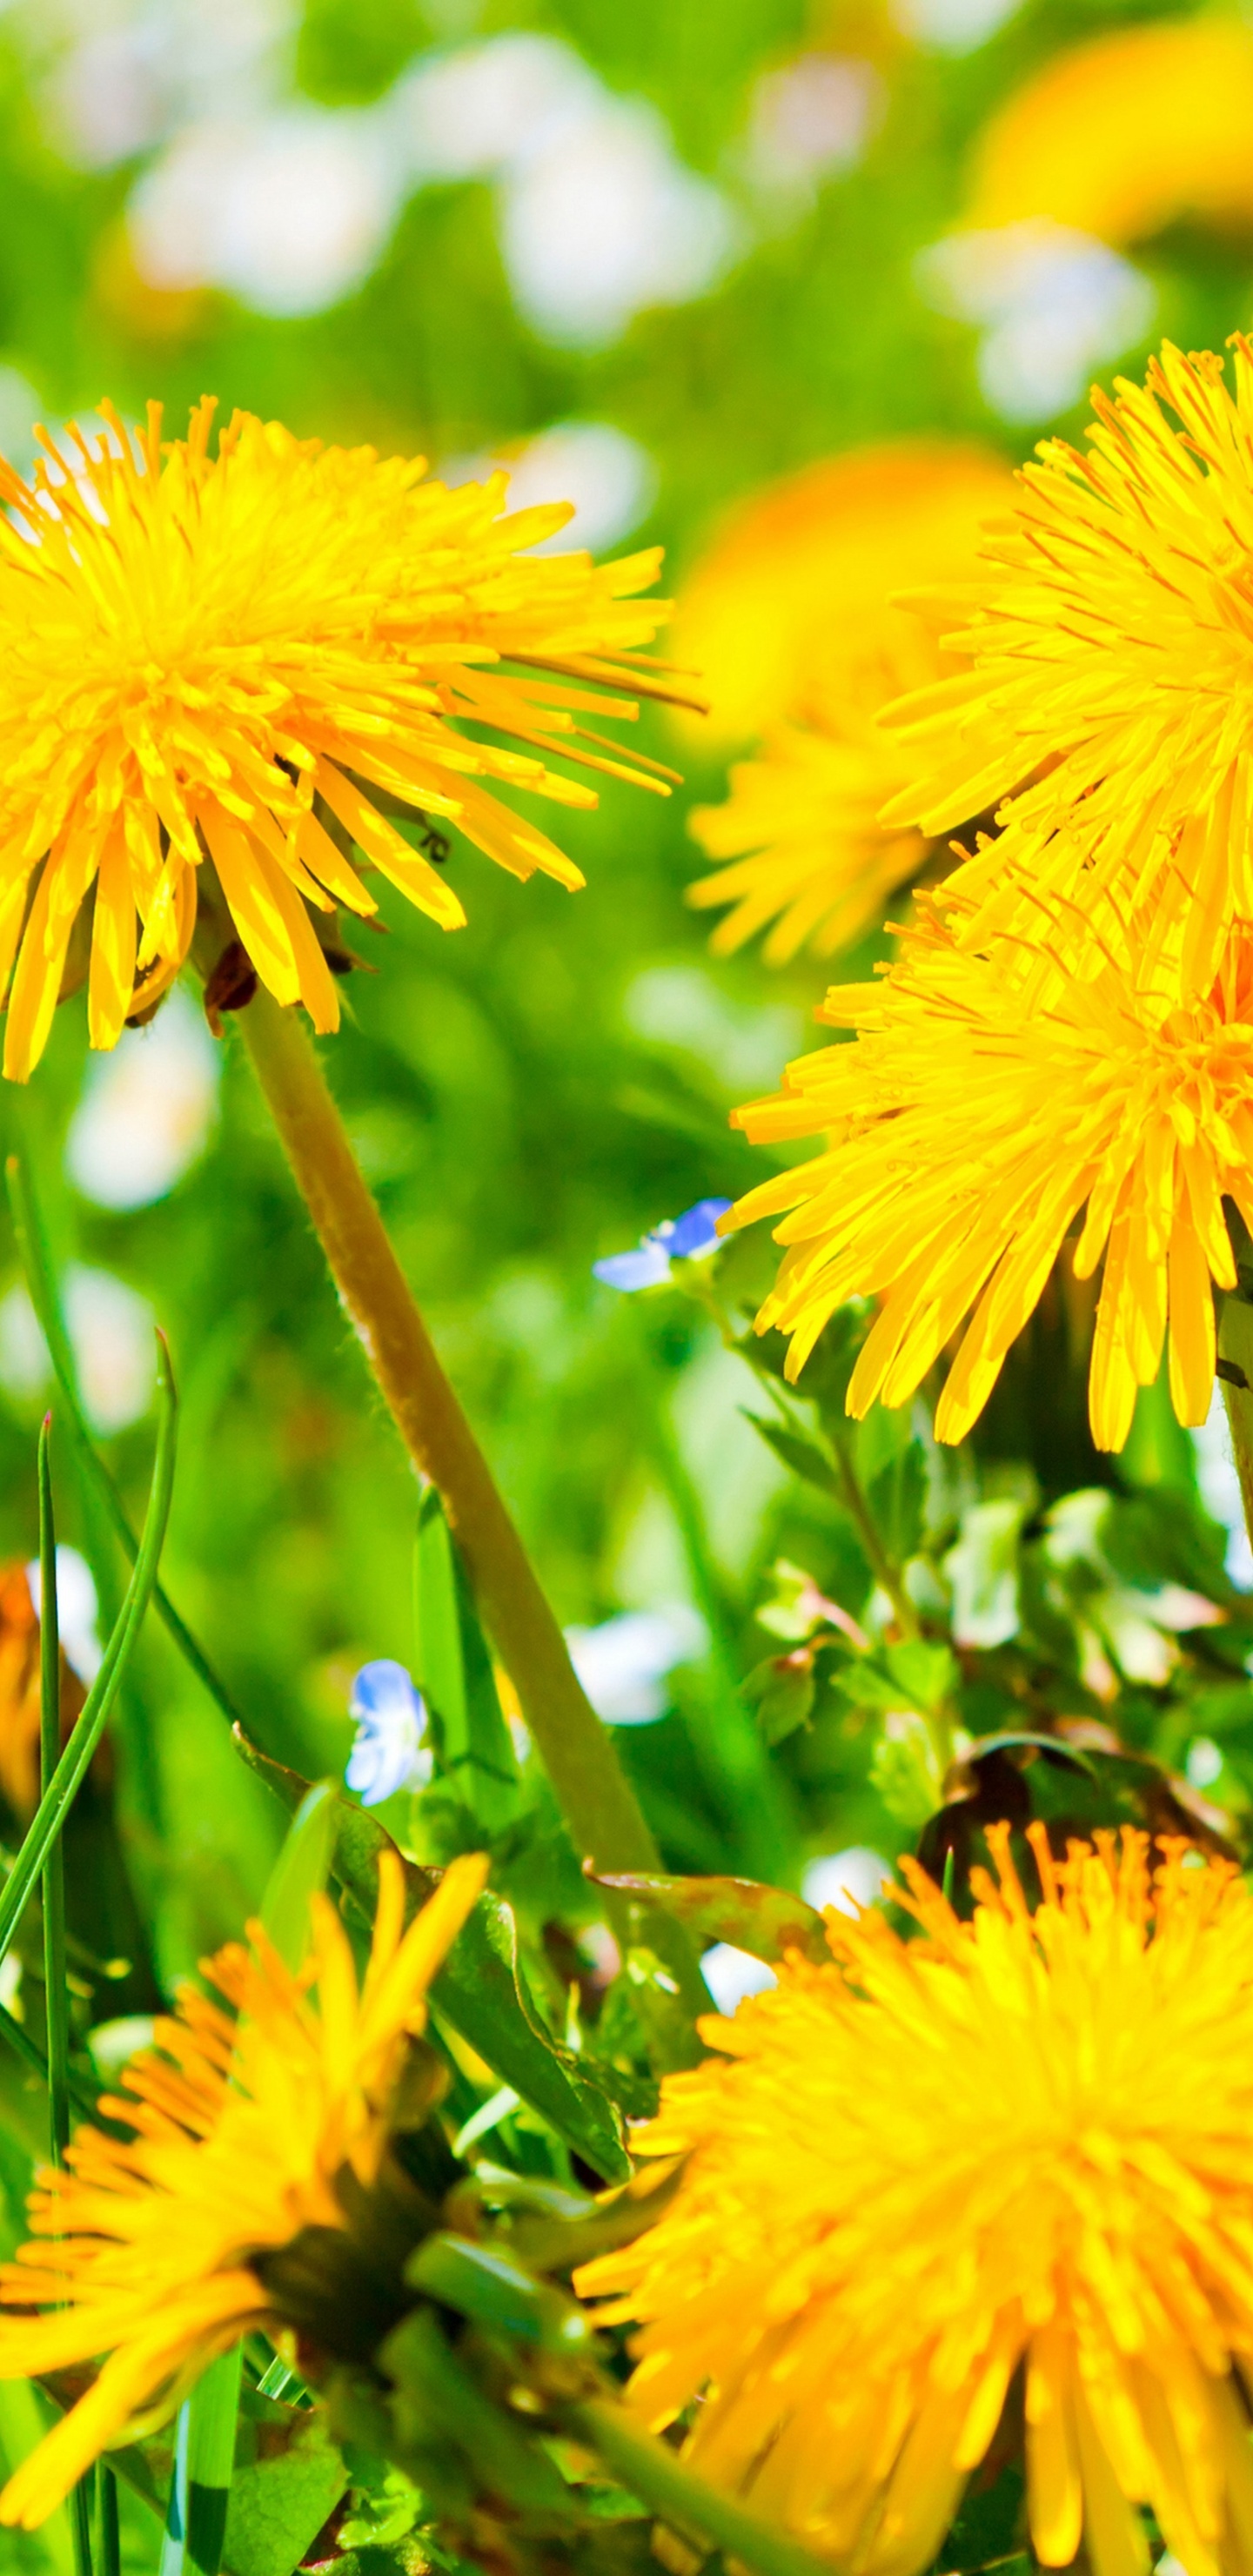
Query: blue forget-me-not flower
593,1197,731,1291
346,1659,432,1805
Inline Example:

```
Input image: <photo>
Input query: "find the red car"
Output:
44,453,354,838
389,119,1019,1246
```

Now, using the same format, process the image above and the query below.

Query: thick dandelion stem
238,989,694,1946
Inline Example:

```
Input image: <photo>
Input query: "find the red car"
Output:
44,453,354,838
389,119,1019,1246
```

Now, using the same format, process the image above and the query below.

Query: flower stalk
237,986,705,2009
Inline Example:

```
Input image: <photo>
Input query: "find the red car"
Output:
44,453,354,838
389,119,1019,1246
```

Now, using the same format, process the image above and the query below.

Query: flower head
729,910,1253,1449
593,1197,731,1291
0,401,679,1079
670,441,1011,749
880,341,1253,998
0,1848,487,2527
346,1658,431,1806
967,18,1253,248
687,621,948,966
579,1826,1253,2576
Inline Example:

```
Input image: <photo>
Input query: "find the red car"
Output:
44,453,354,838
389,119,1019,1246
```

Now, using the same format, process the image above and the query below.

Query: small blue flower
345,1659,431,1806
593,1197,731,1292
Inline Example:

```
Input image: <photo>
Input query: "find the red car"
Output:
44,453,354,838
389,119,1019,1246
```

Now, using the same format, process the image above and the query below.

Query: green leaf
883,1640,959,1714
870,1714,943,1831
742,1650,815,1748
414,1491,520,1833
866,1441,927,1566
834,1641,956,1723
944,1501,1025,1651
233,1734,630,2182
380,2310,569,2516
405,2233,591,2354
259,1782,338,1972
222,2395,347,2576
745,1416,841,1500
589,1871,829,1966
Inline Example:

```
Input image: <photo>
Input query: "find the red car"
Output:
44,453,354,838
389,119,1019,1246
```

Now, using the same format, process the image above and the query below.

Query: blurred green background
0,0,1244,1996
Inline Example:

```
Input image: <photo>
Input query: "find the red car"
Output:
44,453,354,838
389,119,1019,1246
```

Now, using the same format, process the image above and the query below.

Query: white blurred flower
745,53,882,196
916,221,1155,423
1193,1392,1253,1588
443,421,656,558
25,1543,103,1684
392,33,599,182
1186,1737,1223,1791
802,1847,891,1915
130,105,403,314
891,0,1024,52
500,96,738,346
66,987,219,1211
701,1943,776,2013
565,1605,707,1725
66,1271,157,1434
0,1267,155,1436
41,0,293,169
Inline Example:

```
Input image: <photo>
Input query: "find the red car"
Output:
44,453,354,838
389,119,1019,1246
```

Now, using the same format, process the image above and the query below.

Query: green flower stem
566,2398,835,2576
238,988,704,2009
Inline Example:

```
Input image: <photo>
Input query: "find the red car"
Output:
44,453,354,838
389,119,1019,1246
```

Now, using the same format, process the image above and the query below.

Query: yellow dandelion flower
579,1825,1253,2576
967,17,1253,246
669,441,1009,749
687,616,948,966
727,909,1253,1450
0,1847,487,2528
0,400,680,1081
880,340,1253,1000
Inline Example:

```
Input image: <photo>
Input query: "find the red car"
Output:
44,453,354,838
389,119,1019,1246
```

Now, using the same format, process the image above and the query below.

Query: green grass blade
0,1342,178,1973
97,2472,120,2576
5,1146,247,1735
37,1419,72,2168
159,2348,241,2576
37,1429,93,2576
259,1780,338,1969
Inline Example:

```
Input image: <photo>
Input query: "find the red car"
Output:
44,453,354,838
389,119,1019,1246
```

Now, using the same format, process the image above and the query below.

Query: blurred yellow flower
669,440,1009,749
0,1848,486,2528
580,1825,1253,2576
0,401,679,1080
0,1562,83,1819
881,341,1253,1001
967,17,1253,245
687,614,946,965
728,908,1253,1450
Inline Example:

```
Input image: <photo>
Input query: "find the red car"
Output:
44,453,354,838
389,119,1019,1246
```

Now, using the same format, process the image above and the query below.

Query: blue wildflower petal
593,1242,673,1291
346,1657,428,1806
667,1197,733,1259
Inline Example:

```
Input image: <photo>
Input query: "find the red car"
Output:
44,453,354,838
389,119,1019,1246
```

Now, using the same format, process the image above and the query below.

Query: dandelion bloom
669,441,1009,749
967,19,1253,247
580,1826,1253,2576
728,911,1253,1449
880,341,1253,998
0,401,680,1079
0,1848,486,2527
687,620,950,965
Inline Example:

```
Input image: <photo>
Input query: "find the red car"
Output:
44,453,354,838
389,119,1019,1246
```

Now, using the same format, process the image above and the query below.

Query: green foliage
0,2,1244,2571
